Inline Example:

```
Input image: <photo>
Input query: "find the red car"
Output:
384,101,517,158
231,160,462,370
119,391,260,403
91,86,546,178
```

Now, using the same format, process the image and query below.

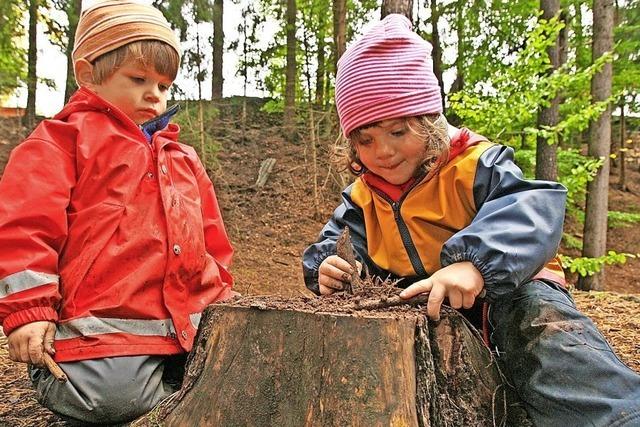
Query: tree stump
135,296,531,427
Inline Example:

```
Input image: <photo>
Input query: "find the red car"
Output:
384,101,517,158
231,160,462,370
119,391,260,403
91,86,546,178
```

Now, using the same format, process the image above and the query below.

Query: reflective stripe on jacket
303,130,566,301
0,88,234,362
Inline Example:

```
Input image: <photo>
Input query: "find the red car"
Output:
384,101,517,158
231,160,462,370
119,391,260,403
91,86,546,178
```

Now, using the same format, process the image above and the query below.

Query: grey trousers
490,280,640,427
30,354,185,425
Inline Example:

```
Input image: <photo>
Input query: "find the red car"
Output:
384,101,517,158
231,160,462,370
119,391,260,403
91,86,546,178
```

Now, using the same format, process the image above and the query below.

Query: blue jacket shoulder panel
441,144,567,300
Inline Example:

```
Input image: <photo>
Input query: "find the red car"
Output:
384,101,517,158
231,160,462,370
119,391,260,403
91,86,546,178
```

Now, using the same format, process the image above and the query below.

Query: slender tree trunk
381,0,414,21
557,10,569,148
449,2,465,95
315,14,326,107
577,0,613,291
211,0,223,100
64,0,82,103
332,0,346,71
284,0,297,135
24,0,38,128
536,0,560,181
429,0,445,112
618,104,627,191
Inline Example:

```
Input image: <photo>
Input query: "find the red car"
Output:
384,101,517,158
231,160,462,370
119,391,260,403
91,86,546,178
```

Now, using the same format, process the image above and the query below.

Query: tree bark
429,0,446,112
284,0,297,135
135,302,531,426
536,0,560,181
211,0,223,100
381,0,414,21
315,13,326,107
618,104,627,191
577,0,614,291
24,0,38,128
332,0,346,72
64,0,82,103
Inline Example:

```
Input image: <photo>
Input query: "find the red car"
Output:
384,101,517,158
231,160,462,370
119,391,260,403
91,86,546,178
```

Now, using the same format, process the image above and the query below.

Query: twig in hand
336,226,363,294
43,353,67,383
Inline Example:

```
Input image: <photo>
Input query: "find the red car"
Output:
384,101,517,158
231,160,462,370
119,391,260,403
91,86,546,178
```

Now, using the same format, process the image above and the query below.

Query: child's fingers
427,283,446,321
447,289,463,310
28,334,45,366
318,276,344,292
44,322,56,355
462,290,476,309
399,278,432,299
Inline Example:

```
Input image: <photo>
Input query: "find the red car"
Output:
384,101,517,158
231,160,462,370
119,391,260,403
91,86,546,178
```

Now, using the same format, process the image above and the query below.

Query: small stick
336,227,363,294
43,353,67,383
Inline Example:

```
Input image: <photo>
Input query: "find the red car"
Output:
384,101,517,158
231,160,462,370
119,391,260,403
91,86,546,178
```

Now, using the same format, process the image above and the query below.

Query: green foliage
560,251,638,277
608,211,640,228
0,0,27,98
562,233,583,250
449,15,612,149
556,149,603,214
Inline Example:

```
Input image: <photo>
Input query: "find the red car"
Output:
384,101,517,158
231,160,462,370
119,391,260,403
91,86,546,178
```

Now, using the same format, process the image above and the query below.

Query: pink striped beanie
335,14,443,137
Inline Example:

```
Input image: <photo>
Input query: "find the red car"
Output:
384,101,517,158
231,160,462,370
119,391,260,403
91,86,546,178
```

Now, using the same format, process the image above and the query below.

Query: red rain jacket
0,88,234,362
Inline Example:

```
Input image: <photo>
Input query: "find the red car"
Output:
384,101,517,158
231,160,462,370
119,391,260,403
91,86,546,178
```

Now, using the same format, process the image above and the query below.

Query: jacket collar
362,128,486,202
55,87,181,144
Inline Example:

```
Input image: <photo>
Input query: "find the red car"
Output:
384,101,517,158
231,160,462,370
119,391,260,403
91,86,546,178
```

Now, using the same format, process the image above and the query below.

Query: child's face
90,60,173,125
354,119,427,185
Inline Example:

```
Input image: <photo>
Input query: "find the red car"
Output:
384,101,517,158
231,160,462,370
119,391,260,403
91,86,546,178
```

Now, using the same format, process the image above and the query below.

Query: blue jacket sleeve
302,184,371,295
440,145,567,300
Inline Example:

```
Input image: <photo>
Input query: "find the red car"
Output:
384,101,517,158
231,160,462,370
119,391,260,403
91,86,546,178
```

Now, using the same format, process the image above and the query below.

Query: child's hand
399,262,484,321
318,255,362,295
7,321,56,366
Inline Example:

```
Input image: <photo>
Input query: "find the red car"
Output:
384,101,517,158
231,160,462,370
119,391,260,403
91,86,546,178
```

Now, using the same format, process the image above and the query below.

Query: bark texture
137,303,531,426
578,0,614,291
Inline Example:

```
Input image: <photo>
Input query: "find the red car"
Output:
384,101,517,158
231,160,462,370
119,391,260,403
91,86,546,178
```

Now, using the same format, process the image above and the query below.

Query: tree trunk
315,13,326,107
211,0,223,100
135,300,531,426
536,0,560,181
577,0,613,291
64,0,82,103
429,0,446,112
24,0,38,128
618,104,627,191
284,0,297,136
332,0,346,71
381,0,414,21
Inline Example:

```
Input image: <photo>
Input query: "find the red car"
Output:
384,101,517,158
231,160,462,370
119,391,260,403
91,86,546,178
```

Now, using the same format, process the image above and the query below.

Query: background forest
2,0,639,290
1,0,640,424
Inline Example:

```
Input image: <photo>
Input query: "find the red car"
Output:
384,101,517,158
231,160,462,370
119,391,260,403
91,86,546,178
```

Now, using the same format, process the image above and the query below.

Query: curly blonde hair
333,114,451,178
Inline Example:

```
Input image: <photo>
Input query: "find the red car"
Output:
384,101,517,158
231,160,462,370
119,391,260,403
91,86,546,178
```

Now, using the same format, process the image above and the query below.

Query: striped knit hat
72,0,180,64
335,14,443,137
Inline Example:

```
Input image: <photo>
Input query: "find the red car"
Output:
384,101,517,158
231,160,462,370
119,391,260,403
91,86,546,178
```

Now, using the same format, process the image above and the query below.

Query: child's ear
74,59,96,89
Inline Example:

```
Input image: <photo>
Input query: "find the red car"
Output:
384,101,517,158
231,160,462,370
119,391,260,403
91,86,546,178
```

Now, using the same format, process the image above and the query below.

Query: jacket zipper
368,178,428,277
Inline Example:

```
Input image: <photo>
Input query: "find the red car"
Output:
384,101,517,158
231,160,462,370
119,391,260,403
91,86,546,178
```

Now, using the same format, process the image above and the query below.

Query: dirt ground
0,107,639,426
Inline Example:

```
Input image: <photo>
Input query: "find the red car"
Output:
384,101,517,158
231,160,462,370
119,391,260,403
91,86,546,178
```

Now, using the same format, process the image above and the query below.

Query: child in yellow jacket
303,14,640,426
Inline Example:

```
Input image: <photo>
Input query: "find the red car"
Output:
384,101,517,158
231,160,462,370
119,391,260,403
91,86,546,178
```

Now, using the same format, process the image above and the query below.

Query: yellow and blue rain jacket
303,130,566,302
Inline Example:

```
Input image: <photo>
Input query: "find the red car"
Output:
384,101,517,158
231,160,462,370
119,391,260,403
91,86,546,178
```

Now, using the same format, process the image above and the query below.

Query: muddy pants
490,280,640,426
29,354,186,425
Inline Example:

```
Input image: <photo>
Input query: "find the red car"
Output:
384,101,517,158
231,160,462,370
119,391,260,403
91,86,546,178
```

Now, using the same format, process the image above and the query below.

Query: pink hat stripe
335,14,443,137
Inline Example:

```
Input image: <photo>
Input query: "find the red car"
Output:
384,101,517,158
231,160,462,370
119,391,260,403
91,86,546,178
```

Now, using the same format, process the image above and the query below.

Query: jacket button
181,330,188,339
161,164,168,174
173,244,181,255
146,172,154,179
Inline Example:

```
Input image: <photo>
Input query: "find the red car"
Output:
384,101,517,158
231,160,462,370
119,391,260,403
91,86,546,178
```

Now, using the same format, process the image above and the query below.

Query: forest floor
0,104,639,426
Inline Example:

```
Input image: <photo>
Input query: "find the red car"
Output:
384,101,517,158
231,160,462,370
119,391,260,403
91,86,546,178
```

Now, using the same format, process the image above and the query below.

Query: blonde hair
91,40,180,84
334,114,451,177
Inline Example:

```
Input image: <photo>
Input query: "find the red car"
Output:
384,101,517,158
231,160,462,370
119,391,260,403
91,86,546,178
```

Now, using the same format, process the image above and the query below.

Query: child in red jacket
0,1,234,424
303,14,640,426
